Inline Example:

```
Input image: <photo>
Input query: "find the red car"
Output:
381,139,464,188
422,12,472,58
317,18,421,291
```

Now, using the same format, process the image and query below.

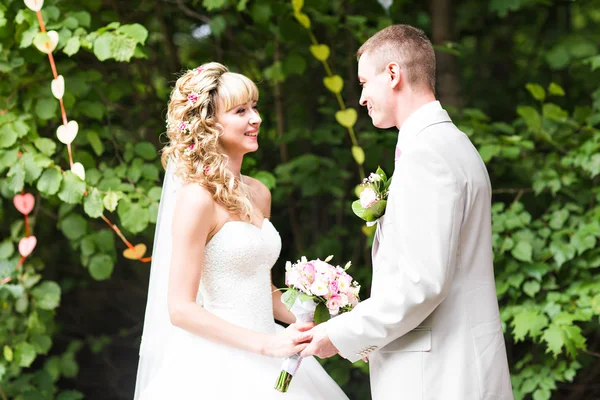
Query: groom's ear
386,62,402,89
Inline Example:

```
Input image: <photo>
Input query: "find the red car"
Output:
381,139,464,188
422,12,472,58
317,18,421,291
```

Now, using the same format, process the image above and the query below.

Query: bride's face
216,100,261,156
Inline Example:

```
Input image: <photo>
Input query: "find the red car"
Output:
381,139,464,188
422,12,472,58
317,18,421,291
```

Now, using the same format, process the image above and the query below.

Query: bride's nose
249,110,261,125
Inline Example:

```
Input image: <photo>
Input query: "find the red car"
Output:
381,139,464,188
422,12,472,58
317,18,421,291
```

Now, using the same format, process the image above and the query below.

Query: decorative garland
291,0,366,180
3,0,152,287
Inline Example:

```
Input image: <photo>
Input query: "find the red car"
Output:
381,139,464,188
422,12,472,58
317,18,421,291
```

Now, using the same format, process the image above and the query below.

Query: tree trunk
430,0,462,108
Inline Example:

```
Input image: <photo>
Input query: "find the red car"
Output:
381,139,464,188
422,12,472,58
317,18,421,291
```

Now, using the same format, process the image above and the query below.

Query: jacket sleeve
326,145,464,362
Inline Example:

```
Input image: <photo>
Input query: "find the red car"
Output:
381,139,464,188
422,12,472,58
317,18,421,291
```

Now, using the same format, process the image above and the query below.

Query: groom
300,24,513,399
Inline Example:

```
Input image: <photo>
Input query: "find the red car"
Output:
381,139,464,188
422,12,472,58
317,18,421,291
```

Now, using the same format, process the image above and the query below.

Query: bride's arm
272,283,296,325
167,183,309,357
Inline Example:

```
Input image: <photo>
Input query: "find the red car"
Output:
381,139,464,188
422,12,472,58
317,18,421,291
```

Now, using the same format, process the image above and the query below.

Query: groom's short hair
357,24,436,93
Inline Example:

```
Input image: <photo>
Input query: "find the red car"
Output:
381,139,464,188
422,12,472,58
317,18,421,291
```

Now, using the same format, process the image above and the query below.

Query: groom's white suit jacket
327,102,513,399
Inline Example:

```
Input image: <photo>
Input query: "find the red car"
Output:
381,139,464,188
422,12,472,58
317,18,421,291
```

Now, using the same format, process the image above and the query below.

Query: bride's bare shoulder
176,182,215,213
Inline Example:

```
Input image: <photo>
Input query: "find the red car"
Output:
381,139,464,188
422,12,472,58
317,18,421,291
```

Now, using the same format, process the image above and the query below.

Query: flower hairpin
195,67,203,74
187,92,199,105
179,120,191,134
184,143,195,156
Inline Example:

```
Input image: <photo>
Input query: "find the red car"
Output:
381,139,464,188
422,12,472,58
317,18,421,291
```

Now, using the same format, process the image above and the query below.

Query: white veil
133,160,181,399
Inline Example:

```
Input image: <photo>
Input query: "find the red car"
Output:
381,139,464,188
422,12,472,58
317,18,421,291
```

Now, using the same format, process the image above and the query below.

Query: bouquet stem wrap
274,296,317,393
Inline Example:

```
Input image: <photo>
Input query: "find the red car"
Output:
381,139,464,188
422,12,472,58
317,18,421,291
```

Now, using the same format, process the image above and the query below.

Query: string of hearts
291,0,365,180
2,0,153,282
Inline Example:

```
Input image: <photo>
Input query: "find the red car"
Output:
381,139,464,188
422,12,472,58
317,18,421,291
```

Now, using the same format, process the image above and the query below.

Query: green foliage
1,0,600,398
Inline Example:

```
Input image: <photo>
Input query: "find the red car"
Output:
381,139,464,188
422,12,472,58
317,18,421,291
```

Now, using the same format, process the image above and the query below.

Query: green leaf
546,45,570,70
7,162,25,193
542,324,564,357
58,171,86,204
548,83,565,97
517,106,541,131
34,138,57,156
37,168,63,195
252,171,276,189
35,98,58,120
523,280,541,297
0,240,14,259
117,200,149,234
134,142,157,160
148,187,162,202
251,2,271,24
86,130,104,156
141,164,159,182
0,125,17,148
103,191,119,212
352,199,387,222
203,0,227,11
209,15,227,37
543,103,568,122
3,345,13,362
116,24,148,44
237,0,249,11
281,288,298,310
71,11,91,28
31,281,61,310
478,144,501,163
511,241,533,262
63,36,81,56
88,254,114,281
30,334,52,354
533,388,551,400
84,188,104,218
351,146,365,165
22,153,43,183
16,342,36,367
511,309,548,341
549,209,569,230
56,390,85,400
93,32,112,61
314,301,331,324
60,213,87,240
526,83,546,102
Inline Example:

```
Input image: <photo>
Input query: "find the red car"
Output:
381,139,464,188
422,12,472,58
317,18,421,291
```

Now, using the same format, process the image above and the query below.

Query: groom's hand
299,324,338,359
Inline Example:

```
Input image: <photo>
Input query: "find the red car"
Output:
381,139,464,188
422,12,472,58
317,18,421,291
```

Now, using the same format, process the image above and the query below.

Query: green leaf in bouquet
298,293,315,303
383,176,393,191
375,166,387,181
352,199,387,222
281,288,298,311
314,302,331,325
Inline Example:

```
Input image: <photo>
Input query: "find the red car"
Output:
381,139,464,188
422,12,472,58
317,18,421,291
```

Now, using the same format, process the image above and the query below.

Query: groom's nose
359,90,367,107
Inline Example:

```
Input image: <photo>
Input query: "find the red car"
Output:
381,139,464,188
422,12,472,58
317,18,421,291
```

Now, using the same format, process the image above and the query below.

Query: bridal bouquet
274,255,361,393
352,167,392,225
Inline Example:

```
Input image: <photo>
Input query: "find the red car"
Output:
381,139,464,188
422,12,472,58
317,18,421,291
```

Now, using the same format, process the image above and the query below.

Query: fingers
293,330,313,344
293,342,309,355
300,343,315,358
293,321,315,331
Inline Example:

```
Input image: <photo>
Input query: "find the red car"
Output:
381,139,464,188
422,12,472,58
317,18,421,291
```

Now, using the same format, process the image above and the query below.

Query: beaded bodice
197,219,282,334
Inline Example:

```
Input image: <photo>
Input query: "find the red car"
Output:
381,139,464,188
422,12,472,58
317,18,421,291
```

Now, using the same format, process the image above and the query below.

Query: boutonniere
352,167,392,226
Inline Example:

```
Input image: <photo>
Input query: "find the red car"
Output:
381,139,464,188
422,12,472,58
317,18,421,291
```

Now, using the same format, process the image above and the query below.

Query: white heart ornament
24,0,44,12
56,120,79,144
71,162,85,181
51,75,65,99
34,30,59,54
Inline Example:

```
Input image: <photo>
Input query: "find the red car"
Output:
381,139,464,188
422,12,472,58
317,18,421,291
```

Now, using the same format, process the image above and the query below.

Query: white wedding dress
137,217,349,399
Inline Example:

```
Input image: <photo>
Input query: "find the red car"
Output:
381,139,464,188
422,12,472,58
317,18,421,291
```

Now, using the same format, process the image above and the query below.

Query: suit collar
396,101,452,149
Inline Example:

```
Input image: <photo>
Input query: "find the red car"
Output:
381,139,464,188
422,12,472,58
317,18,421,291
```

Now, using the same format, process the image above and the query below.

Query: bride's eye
236,108,245,114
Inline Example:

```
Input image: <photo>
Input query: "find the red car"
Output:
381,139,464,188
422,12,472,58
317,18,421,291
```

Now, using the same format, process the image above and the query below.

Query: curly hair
161,62,259,221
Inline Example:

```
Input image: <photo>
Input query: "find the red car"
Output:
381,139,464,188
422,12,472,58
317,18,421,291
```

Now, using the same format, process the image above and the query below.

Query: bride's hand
261,322,314,358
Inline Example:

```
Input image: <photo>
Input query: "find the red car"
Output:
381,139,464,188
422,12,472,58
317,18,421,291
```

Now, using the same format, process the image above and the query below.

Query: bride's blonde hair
161,62,259,221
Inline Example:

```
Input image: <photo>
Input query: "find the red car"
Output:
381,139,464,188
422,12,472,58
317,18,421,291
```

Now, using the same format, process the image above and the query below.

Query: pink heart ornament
71,162,85,181
24,0,44,12
56,120,79,144
19,236,37,257
51,75,65,99
13,193,35,215
34,30,59,54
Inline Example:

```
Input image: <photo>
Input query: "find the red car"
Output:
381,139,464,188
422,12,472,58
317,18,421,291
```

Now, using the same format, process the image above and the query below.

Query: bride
134,62,348,399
